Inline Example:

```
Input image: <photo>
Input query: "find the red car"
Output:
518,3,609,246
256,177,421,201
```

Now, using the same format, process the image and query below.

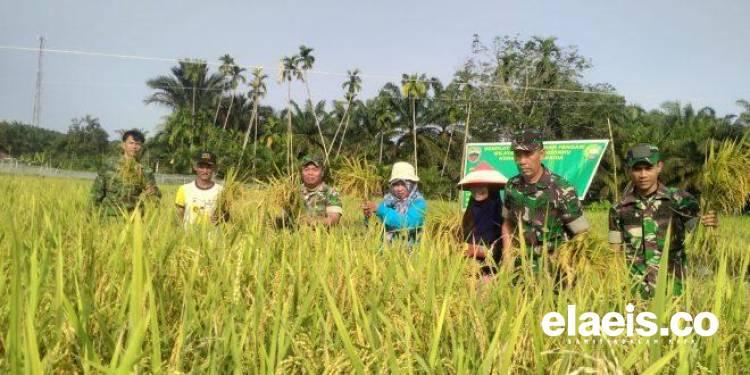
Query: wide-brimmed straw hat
458,162,508,187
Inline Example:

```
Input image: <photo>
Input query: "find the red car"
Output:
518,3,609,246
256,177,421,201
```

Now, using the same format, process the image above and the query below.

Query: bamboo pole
607,117,619,203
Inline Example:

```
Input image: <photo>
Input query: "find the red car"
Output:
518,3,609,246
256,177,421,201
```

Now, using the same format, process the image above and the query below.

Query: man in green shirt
90,129,160,216
501,129,590,269
609,143,717,296
297,155,343,227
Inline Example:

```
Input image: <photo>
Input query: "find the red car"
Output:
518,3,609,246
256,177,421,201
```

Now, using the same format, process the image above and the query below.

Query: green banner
462,140,609,208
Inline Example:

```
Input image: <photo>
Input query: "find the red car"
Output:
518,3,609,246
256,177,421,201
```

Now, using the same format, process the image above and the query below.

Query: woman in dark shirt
458,163,508,278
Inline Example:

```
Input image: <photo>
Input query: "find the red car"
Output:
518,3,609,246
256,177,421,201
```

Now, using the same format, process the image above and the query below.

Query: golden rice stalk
215,167,247,222
552,233,610,288
698,135,750,214
424,202,463,243
689,135,750,262
333,156,383,200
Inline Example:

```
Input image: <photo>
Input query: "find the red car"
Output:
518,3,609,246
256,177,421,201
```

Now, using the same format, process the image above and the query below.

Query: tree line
2,35,748,201
0,116,111,170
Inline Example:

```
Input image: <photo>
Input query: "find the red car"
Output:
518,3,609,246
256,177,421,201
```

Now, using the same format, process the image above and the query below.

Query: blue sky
1,0,748,138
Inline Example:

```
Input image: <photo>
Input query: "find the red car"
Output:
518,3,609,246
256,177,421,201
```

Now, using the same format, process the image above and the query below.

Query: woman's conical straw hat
457,162,508,187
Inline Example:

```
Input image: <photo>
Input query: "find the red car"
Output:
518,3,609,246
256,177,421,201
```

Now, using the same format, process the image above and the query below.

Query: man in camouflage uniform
298,155,343,227
501,129,590,269
609,144,717,297
90,129,161,216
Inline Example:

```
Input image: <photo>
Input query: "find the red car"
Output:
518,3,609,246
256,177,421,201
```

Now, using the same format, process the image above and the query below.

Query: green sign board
462,140,609,208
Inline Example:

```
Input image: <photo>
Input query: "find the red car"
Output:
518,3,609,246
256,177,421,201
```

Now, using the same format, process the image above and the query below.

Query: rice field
1,175,748,373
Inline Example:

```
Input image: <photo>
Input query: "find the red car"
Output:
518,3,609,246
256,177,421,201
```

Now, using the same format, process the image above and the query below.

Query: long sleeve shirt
375,198,427,244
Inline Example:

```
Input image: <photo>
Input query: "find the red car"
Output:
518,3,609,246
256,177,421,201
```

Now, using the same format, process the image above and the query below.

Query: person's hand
144,185,157,195
465,244,487,259
210,213,221,225
362,201,377,218
701,210,718,228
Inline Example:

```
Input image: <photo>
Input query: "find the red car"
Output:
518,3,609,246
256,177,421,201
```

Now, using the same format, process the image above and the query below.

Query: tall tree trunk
242,98,259,154
411,97,418,173
440,124,455,177
252,107,260,172
287,82,293,175
378,131,384,165
213,83,226,127
329,96,352,161
222,92,234,130
303,74,329,162
460,101,472,178
335,111,351,158
191,84,197,148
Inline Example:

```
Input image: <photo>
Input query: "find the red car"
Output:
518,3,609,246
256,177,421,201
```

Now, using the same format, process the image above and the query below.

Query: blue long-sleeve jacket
375,198,427,232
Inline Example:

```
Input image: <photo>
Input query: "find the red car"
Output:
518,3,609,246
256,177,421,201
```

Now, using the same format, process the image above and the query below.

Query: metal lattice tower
32,36,45,127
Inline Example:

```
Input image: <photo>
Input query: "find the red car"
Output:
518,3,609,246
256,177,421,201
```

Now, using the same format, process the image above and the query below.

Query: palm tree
216,55,247,130
146,59,223,111
376,80,450,170
736,99,750,127
441,104,461,177
401,73,428,172
244,68,268,171
450,76,475,178
332,69,362,159
290,100,330,155
280,55,303,173
213,55,231,127
374,102,396,164
184,63,203,132
657,101,719,190
145,59,223,149
297,45,329,161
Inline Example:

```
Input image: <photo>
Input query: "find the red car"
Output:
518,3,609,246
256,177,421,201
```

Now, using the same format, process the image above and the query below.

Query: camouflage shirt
299,183,343,218
609,183,699,280
503,167,589,257
90,155,161,216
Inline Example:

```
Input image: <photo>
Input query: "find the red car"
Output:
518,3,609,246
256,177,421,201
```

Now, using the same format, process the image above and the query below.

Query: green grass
1,175,749,373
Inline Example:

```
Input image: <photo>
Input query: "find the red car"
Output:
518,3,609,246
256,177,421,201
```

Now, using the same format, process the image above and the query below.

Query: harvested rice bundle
216,167,249,223
689,135,750,267
698,135,750,214
257,172,302,227
334,156,384,200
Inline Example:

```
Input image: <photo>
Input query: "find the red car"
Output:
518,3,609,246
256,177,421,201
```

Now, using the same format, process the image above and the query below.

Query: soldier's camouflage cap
626,143,661,167
194,151,217,166
511,129,544,151
300,154,324,168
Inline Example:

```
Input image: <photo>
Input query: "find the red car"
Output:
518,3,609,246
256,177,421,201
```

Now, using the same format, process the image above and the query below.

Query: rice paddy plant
551,233,612,289
688,135,750,272
423,200,463,245
0,174,748,373
698,135,750,215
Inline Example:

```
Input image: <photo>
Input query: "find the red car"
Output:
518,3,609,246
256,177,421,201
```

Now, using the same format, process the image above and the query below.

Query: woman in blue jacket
363,162,426,245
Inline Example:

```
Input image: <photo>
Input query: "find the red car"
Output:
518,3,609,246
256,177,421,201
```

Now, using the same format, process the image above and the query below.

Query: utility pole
32,36,45,127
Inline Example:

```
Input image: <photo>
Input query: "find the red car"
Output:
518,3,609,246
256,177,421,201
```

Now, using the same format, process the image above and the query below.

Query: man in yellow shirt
175,151,225,226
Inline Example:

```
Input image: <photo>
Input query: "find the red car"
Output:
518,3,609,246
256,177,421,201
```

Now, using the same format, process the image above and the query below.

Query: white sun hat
458,162,508,187
389,161,420,183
